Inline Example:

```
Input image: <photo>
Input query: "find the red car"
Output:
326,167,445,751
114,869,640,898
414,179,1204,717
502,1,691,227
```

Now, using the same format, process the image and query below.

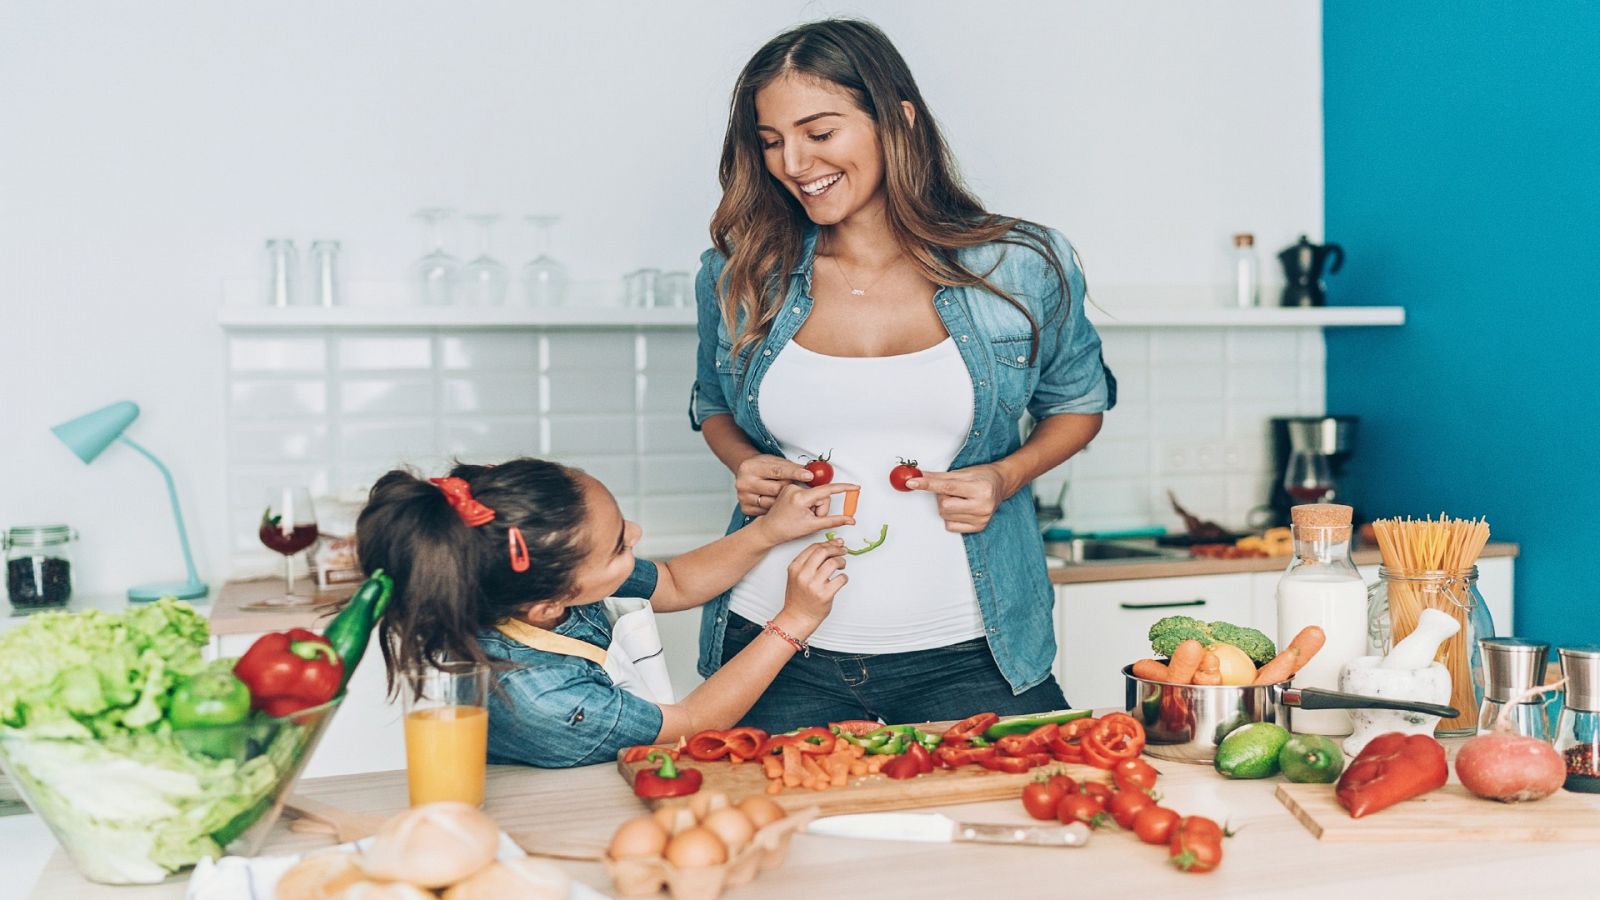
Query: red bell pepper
686,730,732,761
621,745,677,764
1336,732,1448,818
633,750,703,799
232,628,343,717
882,753,923,780
724,727,768,761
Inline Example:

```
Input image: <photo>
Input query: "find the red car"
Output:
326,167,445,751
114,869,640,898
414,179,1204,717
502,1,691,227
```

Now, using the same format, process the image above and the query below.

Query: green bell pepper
980,709,1093,740
169,667,253,759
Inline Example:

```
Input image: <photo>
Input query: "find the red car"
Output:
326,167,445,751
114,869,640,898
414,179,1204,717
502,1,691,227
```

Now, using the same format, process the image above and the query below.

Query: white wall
0,1,1322,596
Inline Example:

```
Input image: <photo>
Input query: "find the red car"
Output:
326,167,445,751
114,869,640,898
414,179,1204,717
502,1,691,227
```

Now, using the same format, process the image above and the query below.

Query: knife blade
805,812,1091,847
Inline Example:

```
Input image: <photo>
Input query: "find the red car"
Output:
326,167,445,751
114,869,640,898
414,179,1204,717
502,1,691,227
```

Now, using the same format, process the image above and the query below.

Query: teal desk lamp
52,401,209,602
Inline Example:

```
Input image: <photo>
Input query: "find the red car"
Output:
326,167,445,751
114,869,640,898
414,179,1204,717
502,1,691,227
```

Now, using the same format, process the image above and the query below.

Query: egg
736,795,785,829
651,806,696,835
687,790,729,821
664,826,728,869
607,816,669,860
699,808,755,853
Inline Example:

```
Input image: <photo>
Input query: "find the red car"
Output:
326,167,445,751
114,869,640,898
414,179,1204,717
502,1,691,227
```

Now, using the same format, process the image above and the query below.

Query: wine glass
412,208,461,306
460,213,508,306
520,214,568,306
1283,450,1336,504
260,487,319,603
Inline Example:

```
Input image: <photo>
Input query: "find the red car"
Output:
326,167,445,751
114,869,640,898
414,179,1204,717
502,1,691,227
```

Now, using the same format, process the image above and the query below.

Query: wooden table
31,735,1591,899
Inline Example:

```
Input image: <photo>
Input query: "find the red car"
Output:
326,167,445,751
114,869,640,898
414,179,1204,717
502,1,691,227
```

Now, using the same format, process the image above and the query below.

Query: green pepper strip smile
825,524,889,556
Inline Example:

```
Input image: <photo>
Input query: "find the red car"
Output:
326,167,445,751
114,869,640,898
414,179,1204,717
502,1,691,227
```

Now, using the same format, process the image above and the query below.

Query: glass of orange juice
402,662,490,807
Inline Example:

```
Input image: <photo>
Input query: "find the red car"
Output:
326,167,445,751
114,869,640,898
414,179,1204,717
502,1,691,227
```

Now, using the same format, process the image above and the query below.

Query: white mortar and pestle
1339,608,1460,756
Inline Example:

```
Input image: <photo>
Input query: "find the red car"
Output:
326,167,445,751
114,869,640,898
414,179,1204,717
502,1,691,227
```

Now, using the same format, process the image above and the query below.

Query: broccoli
1147,615,1277,666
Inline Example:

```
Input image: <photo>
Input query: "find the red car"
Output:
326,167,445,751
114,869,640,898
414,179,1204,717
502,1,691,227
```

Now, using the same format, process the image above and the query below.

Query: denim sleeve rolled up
686,223,1116,696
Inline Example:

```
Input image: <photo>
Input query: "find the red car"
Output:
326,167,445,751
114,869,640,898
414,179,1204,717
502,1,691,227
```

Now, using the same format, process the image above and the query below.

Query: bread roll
357,802,500,888
333,882,436,900
274,851,365,900
441,857,571,900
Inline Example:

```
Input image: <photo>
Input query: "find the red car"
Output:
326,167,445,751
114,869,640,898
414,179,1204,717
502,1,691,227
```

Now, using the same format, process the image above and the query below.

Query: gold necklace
829,251,902,297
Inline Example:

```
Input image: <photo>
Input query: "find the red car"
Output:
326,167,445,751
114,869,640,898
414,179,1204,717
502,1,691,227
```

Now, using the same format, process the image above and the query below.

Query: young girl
356,458,855,768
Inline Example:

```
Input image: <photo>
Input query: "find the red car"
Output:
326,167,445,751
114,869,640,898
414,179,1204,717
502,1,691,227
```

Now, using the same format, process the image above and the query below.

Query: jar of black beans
5,524,76,607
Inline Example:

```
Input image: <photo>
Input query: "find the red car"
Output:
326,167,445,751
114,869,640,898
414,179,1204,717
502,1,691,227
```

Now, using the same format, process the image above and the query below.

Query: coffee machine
1266,416,1359,526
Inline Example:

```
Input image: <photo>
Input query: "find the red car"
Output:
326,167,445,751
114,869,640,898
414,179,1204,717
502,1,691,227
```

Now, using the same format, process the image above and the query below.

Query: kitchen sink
1044,539,1186,565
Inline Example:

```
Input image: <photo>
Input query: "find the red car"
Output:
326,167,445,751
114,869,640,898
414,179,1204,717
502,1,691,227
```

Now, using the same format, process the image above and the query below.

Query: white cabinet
1054,573,1257,711
213,632,406,779
1247,556,1515,648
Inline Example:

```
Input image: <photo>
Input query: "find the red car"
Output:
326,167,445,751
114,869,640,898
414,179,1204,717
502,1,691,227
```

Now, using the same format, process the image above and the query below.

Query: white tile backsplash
224,326,1327,571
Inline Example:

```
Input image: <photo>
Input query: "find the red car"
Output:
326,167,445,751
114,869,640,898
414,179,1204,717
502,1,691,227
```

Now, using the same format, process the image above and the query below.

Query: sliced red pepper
762,726,837,756
944,712,999,743
1050,716,1099,763
1025,722,1061,749
829,720,883,737
995,734,1036,757
903,741,935,774
686,730,732,762
979,754,1040,774
937,745,996,768
882,753,923,780
1082,713,1146,769
621,744,679,764
723,727,768,760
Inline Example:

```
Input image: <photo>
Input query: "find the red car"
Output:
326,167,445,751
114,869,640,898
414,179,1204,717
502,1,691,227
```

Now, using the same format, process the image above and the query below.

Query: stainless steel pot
1122,665,1458,763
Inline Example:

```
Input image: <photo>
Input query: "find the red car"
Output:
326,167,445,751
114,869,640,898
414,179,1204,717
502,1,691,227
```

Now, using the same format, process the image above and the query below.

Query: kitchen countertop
1048,541,1520,584
205,577,357,637
29,725,1584,899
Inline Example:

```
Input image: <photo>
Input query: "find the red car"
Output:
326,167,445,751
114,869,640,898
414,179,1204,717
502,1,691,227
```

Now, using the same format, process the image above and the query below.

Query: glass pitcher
1368,566,1494,736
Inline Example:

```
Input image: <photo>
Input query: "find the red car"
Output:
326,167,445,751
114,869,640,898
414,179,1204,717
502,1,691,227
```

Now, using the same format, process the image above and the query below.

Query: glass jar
4,524,77,607
1368,566,1493,736
1275,508,1366,736
1554,646,1600,793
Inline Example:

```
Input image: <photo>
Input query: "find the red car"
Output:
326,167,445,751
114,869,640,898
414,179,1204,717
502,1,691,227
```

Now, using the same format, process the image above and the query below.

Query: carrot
843,489,860,518
1193,652,1223,685
1252,625,1327,684
1132,658,1172,682
1167,639,1206,684
865,755,890,774
781,744,803,787
1285,625,1326,674
802,755,829,790
848,760,868,776
762,754,783,780
765,780,784,795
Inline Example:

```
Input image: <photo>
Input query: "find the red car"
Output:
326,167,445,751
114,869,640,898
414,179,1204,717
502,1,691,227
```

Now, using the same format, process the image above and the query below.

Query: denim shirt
689,224,1116,695
478,559,663,768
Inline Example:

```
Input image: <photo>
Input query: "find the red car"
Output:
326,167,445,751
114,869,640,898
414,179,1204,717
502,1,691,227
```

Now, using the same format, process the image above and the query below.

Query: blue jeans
721,614,1070,733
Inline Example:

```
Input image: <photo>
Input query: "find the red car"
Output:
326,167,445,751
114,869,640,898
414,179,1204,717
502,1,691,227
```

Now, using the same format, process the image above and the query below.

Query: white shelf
219,305,1403,331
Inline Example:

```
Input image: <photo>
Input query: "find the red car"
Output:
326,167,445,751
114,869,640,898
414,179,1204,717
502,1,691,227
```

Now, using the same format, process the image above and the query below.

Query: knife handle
956,822,1091,847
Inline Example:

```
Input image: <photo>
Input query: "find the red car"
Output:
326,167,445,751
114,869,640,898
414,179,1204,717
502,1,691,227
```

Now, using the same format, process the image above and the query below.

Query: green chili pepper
969,735,992,748
980,709,1094,740
824,524,890,556
322,569,393,693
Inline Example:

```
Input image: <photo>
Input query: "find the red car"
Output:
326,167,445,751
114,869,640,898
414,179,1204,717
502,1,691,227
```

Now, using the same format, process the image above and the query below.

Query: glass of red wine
260,486,319,603
1283,450,1336,504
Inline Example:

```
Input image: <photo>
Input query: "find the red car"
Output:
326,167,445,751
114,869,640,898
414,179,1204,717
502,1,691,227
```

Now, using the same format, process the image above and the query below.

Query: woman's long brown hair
711,18,1074,368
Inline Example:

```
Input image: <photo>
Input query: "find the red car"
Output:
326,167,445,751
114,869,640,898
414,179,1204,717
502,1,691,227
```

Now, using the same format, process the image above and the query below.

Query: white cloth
599,597,677,704
727,337,984,653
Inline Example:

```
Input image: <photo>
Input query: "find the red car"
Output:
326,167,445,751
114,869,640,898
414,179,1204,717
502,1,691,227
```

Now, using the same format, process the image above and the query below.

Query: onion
1456,679,1567,803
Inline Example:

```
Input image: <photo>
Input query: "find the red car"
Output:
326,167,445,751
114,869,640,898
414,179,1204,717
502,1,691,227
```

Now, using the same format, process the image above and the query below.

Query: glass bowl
0,696,341,884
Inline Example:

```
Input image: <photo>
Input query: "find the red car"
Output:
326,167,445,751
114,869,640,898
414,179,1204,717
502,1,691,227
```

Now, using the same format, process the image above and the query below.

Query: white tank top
727,337,985,653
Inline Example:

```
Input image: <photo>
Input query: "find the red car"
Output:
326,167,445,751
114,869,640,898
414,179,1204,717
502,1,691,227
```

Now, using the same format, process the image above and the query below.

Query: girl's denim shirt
688,224,1116,694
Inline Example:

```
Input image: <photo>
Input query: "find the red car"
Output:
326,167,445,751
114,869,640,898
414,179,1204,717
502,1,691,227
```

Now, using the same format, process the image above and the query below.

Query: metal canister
1554,646,1600,792
1477,637,1551,738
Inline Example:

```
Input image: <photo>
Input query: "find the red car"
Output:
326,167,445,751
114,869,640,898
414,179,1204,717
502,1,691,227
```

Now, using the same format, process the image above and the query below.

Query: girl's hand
736,454,813,516
755,482,858,546
779,540,849,632
904,464,1011,534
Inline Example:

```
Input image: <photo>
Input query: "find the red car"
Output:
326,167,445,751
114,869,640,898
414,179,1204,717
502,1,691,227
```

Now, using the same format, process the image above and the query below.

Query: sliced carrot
865,755,890,774
766,780,784,795
843,489,860,518
802,754,829,789
849,760,868,776
781,744,803,787
762,754,783,780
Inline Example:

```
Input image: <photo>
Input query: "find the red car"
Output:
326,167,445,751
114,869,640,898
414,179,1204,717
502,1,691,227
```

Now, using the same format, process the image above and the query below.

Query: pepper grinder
1554,645,1600,793
1477,637,1551,739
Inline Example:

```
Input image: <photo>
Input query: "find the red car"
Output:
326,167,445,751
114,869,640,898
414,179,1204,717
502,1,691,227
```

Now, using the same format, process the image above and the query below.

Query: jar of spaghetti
1368,566,1493,736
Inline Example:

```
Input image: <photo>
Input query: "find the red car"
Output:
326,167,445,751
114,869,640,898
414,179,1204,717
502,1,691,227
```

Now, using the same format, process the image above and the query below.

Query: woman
689,19,1115,731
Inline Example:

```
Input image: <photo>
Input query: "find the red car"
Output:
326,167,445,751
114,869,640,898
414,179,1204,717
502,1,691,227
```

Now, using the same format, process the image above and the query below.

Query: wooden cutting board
1276,782,1600,841
617,720,1112,815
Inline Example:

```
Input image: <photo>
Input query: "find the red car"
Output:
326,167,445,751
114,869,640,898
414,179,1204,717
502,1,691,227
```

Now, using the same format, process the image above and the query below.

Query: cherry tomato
1082,781,1115,805
1046,773,1078,796
1108,788,1156,828
802,451,834,486
1112,757,1160,793
1169,816,1225,873
1021,780,1066,820
1056,792,1107,829
1132,806,1180,845
889,458,922,492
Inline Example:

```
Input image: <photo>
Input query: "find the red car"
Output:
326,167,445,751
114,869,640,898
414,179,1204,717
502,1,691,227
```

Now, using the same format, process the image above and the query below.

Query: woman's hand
735,453,813,516
905,464,1012,534
778,540,849,634
754,482,858,546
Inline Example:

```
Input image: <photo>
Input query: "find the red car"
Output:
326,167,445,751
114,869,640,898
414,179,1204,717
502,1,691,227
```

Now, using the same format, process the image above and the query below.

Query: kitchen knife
805,812,1091,847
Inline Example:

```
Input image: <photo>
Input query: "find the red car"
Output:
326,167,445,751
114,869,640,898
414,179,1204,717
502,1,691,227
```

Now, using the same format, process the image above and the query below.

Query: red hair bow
429,477,496,527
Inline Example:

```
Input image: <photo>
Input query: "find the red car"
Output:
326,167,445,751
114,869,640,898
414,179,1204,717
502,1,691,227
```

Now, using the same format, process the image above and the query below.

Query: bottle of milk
1276,503,1367,735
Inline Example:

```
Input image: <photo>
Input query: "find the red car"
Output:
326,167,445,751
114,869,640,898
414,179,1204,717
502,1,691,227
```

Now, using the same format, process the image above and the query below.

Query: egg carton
605,806,818,900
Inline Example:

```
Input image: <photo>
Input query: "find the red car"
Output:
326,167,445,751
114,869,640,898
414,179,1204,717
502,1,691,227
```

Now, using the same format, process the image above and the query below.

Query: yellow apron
496,597,676,704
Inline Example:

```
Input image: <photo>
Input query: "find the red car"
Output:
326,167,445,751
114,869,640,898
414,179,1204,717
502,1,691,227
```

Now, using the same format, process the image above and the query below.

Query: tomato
1132,806,1180,845
1108,788,1156,828
1046,773,1078,796
1169,816,1225,873
943,713,999,743
1021,780,1066,820
803,452,834,486
889,458,922,492
1112,757,1160,793
1056,792,1107,829
1082,781,1115,805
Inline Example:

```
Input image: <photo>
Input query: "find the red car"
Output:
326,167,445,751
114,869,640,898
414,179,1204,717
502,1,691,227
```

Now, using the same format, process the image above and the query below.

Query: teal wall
1323,2,1600,648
